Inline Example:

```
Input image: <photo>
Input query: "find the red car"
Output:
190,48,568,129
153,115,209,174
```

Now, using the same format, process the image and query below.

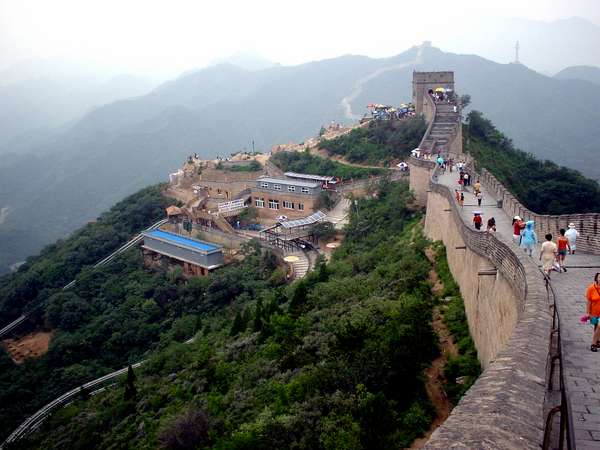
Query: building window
268,199,279,210
283,201,294,209
273,184,281,191
255,198,265,208
288,185,296,192
261,182,269,188
298,203,304,211
301,187,310,194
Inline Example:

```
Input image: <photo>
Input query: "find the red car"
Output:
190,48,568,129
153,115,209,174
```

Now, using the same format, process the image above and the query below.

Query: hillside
464,111,600,215
1,178,477,449
554,65,600,85
2,44,600,273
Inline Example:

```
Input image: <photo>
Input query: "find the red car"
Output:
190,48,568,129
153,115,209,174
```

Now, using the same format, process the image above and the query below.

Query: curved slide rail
2,332,199,447
0,219,168,340
1,362,145,448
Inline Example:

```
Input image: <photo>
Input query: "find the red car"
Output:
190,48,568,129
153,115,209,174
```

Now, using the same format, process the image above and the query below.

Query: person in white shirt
565,223,580,254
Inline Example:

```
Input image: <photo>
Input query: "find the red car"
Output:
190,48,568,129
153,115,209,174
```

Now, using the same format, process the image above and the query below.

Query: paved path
437,168,600,448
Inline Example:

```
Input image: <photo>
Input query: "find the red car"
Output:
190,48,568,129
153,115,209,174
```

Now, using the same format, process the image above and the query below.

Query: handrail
542,275,577,450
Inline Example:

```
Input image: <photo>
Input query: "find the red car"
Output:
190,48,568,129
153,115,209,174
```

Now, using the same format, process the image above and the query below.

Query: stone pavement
437,168,600,448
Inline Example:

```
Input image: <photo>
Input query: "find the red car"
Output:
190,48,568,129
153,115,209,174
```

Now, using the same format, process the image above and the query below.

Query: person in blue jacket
520,220,538,257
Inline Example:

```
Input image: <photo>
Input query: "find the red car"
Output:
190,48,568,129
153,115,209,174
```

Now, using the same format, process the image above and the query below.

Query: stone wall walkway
437,168,600,449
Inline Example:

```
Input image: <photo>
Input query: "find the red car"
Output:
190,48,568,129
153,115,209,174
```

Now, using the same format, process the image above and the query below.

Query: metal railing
0,218,168,340
0,361,145,448
542,274,577,450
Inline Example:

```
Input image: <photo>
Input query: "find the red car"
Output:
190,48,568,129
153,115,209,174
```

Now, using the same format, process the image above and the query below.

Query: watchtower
412,71,454,120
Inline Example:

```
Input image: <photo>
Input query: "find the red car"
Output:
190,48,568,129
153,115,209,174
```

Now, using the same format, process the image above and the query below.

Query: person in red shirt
512,216,524,244
586,273,600,351
473,213,482,230
556,228,571,273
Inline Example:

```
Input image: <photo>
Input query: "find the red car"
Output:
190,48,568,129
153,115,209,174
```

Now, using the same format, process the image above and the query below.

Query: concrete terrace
436,167,600,449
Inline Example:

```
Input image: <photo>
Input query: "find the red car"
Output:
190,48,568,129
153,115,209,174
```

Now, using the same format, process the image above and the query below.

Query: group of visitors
411,149,433,160
511,217,580,276
457,167,472,191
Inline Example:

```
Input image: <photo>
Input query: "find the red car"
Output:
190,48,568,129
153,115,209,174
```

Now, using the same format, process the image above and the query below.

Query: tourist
455,189,460,203
476,191,483,207
512,216,525,244
460,192,464,208
556,228,571,272
487,217,496,232
520,221,537,257
473,179,481,195
539,233,558,278
565,223,579,254
586,273,600,352
473,212,482,230
448,158,454,172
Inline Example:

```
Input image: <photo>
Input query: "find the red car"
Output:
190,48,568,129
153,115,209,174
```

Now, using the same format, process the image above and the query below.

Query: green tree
230,310,246,336
124,365,137,401
288,281,308,318
459,94,471,108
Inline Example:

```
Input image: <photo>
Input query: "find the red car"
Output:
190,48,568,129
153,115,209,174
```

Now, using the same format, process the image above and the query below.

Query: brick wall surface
423,168,551,449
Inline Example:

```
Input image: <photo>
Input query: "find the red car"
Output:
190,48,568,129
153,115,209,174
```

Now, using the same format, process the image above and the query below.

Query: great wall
410,71,600,449
2,70,600,449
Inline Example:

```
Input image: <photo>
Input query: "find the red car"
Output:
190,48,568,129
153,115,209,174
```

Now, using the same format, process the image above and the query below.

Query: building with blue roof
141,229,223,276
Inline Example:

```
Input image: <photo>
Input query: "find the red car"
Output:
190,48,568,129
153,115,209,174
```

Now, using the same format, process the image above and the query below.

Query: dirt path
410,249,459,449
2,330,53,364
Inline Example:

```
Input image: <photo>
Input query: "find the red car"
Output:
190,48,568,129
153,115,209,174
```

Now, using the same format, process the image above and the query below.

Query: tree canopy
319,117,426,166
465,110,600,214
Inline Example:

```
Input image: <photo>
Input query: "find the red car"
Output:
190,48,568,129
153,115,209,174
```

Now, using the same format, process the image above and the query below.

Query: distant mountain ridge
0,71,158,148
1,44,599,274
554,65,600,85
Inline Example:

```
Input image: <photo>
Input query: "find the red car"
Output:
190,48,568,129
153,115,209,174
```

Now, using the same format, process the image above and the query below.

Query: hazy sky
1,0,599,78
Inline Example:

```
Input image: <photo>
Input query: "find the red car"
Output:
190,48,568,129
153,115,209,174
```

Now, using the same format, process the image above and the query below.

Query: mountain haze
1,45,599,273
554,65,600,85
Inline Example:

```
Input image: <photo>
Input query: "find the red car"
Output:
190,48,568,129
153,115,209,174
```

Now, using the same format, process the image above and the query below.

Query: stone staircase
284,250,310,280
429,102,460,155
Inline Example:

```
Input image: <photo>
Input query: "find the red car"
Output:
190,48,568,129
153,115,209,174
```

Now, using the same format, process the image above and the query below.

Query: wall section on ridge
479,168,600,254
424,192,518,368
422,171,551,449
408,158,435,207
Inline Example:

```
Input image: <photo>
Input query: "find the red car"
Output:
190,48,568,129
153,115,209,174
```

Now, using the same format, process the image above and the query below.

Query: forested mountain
554,65,600,85
0,178,479,449
0,68,157,148
2,44,600,273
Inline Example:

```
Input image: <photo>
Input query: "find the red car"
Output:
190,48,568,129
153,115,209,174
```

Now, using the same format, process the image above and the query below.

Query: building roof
284,172,335,182
144,230,221,253
166,205,183,216
279,210,327,229
257,176,320,188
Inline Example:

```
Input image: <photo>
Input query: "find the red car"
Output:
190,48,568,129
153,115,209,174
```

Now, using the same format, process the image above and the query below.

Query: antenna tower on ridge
514,41,520,64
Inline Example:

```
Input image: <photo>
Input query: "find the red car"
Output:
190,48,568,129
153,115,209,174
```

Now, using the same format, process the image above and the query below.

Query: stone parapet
478,168,600,254
424,167,551,449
